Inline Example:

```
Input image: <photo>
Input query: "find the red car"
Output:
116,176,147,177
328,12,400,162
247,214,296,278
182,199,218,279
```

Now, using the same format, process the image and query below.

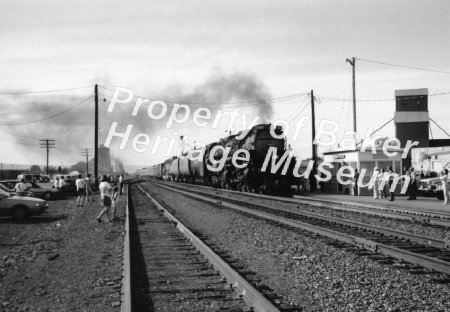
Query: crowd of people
51,173,125,223
366,166,396,201
364,166,450,204
71,174,124,223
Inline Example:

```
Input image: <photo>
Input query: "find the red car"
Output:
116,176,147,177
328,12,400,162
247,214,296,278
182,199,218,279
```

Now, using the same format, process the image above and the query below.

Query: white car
418,177,444,200
0,189,48,219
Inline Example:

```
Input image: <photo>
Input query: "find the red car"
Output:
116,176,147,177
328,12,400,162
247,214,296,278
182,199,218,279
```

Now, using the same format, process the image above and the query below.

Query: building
98,144,112,175
396,88,450,176
321,146,404,196
395,88,429,149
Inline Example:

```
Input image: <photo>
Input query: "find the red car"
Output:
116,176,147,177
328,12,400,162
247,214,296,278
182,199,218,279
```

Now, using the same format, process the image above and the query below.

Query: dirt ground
0,192,125,312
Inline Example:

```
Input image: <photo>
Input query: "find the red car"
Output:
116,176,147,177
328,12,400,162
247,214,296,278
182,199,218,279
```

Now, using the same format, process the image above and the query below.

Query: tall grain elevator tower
394,88,429,148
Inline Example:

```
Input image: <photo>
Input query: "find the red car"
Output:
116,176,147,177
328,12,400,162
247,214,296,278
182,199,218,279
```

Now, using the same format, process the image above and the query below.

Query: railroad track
151,179,450,227
148,180,450,276
122,182,288,312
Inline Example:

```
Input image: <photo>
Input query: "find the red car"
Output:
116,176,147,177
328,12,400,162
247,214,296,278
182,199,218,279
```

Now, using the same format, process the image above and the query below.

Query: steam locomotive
136,124,295,195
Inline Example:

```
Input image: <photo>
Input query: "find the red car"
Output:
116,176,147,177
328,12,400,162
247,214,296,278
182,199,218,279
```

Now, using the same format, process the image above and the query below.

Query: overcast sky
1,0,449,171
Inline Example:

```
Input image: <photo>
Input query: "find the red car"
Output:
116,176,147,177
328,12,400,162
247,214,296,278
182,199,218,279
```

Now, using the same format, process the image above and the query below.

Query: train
136,124,298,195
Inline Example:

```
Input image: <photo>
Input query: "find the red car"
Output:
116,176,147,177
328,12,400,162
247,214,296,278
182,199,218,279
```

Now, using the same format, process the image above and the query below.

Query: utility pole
94,84,99,188
39,139,55,175
346,57,357,134
311,90,317,163
310,90,317,192
81,148,93,175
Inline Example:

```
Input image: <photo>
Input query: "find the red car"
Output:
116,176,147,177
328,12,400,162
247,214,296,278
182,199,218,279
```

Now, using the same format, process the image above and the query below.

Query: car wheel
44,192,52,200
13,205,29,220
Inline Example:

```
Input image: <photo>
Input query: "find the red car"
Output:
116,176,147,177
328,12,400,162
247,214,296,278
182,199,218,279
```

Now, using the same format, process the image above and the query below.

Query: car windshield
0,189,10,197
2,181,16,189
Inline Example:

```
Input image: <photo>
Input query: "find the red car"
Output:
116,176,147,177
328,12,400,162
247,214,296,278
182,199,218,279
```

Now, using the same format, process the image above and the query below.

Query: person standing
119,175,124,195
14,179,28,196
441,169,449,205
408,170,418,200
85,174,94,202
387,167,395,201
54,177,60,191
75,174,86,207
371,167,380,199
111,186,119,221
353,168,359,196
59,176,66,195
377,168,387,199
96,175,112,223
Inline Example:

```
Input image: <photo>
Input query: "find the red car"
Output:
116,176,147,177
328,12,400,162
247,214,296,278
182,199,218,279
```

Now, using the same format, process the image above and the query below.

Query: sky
1,0,449,172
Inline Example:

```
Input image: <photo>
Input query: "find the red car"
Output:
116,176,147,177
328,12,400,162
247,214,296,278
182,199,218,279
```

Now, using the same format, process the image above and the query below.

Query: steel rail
120,184,131,312
153,182,450,276
149,179,450,227
154,181,446,249
136,184,280,312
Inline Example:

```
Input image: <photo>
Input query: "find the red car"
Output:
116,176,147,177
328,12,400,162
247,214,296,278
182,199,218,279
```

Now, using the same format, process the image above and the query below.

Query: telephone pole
39,139,55,175
94,84,99,187
310,90,317,192
81,148,93,175
346,57,357,134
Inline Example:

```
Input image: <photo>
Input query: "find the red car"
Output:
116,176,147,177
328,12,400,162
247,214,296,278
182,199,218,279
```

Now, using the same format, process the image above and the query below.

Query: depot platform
295,192,450,216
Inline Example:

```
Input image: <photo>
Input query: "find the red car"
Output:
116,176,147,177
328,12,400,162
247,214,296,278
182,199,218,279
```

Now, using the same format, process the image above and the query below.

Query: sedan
1,180,60,200
0,183,34,197
0,188,48,219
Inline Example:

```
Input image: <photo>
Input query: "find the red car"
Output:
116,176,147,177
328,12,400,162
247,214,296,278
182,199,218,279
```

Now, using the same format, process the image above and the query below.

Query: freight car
138,124,295,195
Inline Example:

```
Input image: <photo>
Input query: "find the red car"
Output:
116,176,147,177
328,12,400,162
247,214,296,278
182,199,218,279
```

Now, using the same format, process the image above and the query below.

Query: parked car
0,182,35,197
17,173,43,183
40,175,51,183
418,177,444,200
0,188,48,219
1,180,60,200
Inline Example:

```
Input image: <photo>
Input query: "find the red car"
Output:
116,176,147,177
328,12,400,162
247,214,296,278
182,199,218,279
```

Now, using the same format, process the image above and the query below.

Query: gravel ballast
0,193,126,312
166,182,450,241
144,181,450,312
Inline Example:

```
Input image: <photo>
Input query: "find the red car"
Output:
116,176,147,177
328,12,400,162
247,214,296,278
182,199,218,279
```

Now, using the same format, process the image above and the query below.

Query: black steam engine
136,124,294,195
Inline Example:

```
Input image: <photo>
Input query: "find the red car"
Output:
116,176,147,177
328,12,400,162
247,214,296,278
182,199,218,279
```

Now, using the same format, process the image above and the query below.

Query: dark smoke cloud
103,69,275,152
158,69,274,123
2,69,274,166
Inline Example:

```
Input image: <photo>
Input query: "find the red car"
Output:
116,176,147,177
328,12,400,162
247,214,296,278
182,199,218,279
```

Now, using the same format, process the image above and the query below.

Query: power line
430,118,450,138
98,85,307,106
98,92,304,110
356,57,450,74
0,85,93,95
0,94,93,126
287,97,311,124
318,91,450,103
356,118,395,146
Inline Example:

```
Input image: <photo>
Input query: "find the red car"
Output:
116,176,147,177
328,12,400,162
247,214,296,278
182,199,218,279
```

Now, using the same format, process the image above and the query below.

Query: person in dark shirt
353,168,359,196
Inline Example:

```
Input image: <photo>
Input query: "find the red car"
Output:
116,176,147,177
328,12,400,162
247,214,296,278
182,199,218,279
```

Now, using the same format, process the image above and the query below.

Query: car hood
30,187,58,192
9,195,46,203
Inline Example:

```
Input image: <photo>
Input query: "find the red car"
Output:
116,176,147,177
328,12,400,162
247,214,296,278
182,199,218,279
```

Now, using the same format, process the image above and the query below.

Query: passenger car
0,188,48,219
1,180,60,200
418,177,444,200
